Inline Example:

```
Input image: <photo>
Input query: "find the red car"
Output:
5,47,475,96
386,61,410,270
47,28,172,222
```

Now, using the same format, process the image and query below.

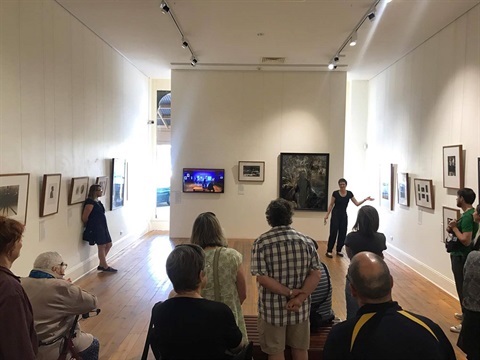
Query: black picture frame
0,173,30,224
40,174,61,217
279,153,329,211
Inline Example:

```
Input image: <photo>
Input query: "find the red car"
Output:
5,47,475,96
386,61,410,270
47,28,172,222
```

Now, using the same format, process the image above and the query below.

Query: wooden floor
75,231,466,360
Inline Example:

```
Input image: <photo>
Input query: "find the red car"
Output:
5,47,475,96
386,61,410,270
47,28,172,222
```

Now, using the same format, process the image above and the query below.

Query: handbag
445,235,462,253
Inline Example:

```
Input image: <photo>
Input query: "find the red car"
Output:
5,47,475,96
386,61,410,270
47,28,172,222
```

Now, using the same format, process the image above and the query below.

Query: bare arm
286,269,322,310
257,275,291,297
449,219,472,246
236,265,247,304
324,196,336,220
351,196,374,206
82,204,93,224
346,245,354,260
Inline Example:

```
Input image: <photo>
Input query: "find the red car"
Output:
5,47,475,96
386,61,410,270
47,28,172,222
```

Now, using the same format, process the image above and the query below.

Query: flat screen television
183,168,225,193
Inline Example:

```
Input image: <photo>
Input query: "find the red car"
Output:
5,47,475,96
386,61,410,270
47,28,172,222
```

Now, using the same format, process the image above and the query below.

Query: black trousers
451,253,468,314
327,212,348,253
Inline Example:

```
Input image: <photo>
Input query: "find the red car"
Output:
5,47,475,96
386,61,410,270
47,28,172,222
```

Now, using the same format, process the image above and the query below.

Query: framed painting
443,145,464,189
111,158,126,210
478,158,480,200
0,173,30,224
96,176,109,198
40,174,61,217
397,172,410,206
414,178,434,210
68,177,89,205
279,153,329,211
443,206,460,243
380,164,395,210
238,161,265,182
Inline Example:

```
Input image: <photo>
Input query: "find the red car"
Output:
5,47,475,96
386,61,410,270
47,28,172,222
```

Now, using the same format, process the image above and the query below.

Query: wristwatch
289,289,293,297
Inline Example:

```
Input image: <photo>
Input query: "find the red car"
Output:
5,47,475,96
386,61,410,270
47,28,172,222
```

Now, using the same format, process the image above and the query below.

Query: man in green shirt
448,187,478,333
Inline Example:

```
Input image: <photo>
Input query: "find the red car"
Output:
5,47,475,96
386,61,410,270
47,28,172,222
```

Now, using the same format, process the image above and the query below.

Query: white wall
170,70,347,240
0,0,153,279
346,4,480,296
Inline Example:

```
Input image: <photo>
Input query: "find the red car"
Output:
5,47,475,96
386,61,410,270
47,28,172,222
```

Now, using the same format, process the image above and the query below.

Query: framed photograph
414,178,435,210
478,158,480,200
40,174,61,217
96,176,109,198
68,177,89,205
380,164,395,210
443,206,460,242
443,145,464,189
238,161,265,182
111,158,126,210
279,153,329,211
0,173,30,224
397,172,410,206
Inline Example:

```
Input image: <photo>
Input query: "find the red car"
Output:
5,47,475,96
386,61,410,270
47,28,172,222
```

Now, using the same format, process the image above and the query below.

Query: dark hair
0,216,25,255
476,204,480,214
87,184,101,199
166,244,205,292
457,188,476,205
266,198,293,227
190,212,227,248
352,205,379,237
348,252,391,300
338,178,347,185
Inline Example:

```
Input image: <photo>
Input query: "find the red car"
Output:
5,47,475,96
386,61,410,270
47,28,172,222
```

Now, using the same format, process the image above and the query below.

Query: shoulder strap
213,247,223,302
141,301,162,360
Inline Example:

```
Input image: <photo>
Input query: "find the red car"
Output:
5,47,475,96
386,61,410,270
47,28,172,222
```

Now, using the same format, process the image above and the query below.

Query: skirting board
386,243,457,299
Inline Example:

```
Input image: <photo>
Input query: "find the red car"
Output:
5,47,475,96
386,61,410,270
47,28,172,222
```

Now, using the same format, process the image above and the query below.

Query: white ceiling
55,0,480,80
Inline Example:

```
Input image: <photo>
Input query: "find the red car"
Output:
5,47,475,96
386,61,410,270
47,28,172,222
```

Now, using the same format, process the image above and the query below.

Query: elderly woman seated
21,252,99,360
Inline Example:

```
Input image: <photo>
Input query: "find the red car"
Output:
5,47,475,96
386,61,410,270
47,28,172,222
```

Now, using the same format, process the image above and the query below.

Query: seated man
21,252,99,360
151,244,242,359
323,252,455,360
310,262,335,330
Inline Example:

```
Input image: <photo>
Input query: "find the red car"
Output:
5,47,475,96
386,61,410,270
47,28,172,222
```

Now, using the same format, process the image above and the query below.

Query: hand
290,289,302,298
286,297,303,312
66,278,72,283
448,219,458,228
366,196,374,201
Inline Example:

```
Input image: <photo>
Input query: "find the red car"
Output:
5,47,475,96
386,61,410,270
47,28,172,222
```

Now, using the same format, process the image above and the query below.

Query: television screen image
183,168,225,193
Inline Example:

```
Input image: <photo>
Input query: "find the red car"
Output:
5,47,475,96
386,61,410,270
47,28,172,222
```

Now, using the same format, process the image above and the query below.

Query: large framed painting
414,178,434,210
0,173,30,224
397,172,410,207
380,164,395,210
40,174,61,217
111,158,126,210
238,161,265,182
68,177,89,205
279,153,329,211
443,145,464,189
443,206,461,243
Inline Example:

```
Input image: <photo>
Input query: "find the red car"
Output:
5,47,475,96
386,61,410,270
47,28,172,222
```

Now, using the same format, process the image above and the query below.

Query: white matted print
238,161,265,182
0,173,30,224
397,172,409,206
40,174,62,217
69,177,89,205
380,164,395,210
443,145,463,189
442,206,460,243
414,178,434,210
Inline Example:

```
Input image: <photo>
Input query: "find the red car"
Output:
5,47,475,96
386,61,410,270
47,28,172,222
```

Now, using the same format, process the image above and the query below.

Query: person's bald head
348,252,393,303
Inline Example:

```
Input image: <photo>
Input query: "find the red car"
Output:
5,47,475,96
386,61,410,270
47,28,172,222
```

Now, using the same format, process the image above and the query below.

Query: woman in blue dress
82,184,117,272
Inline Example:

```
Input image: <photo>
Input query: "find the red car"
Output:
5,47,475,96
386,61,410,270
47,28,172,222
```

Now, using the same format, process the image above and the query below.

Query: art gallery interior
0,0,479,301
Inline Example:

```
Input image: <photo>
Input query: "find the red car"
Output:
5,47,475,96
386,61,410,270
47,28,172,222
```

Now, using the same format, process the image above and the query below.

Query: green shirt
451,208,478,256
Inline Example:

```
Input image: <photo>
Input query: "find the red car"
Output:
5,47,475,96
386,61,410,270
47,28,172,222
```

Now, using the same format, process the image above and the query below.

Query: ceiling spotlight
328,62,337,70
367,10,376,22
349,32,357,47
160,1,170,14
191,57,198,66
181,39,189,49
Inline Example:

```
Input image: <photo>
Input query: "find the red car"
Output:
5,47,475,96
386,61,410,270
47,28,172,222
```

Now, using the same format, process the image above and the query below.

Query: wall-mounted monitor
183,168,224,193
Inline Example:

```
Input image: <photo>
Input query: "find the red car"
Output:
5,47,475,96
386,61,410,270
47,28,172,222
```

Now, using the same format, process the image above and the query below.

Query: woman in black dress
82,184,117,272
324,178,373,258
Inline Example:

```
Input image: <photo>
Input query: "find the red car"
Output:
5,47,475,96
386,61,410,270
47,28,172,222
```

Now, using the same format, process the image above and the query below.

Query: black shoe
336,252,344,257
325,252,333,258
102,266,118,273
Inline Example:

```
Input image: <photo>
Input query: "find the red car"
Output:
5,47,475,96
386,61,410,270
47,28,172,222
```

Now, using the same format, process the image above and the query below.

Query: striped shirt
251,226,320,326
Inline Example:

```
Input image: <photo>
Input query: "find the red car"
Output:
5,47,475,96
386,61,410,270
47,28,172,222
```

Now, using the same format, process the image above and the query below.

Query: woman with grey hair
190,212,248,344
21,251,99,360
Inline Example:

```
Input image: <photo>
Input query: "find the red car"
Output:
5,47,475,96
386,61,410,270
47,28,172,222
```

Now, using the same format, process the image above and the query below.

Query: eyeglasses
59,262,68,268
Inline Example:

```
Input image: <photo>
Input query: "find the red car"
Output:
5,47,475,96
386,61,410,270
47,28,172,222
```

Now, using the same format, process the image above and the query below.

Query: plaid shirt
251,226,320,326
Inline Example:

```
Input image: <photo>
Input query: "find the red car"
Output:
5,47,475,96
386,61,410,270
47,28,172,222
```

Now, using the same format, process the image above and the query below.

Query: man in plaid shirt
251,198,321,360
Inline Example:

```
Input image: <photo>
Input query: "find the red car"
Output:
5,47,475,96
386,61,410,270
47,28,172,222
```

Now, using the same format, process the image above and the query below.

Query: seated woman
21,252,99,360
190,212,248,343
344,205,387,319
152,244,242,359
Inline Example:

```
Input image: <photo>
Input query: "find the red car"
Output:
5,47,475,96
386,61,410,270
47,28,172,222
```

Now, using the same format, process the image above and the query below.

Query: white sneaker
454,313,463,321
450,324,462,333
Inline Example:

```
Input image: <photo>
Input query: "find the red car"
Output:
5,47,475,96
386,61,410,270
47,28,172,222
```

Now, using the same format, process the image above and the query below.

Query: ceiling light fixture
368,10,376,22
191,57,198,66
160,1,170,14
182,39,189,49
349,32,357,47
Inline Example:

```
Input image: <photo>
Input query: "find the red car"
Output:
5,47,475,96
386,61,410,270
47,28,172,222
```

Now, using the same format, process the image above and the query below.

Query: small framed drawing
397,172,409,206
111,158,126,210
443,145,464,189
68,177,89,205
414,178,434,209
443,206,460,242
0,173,30,224
380,164,395,210
238,161,265,182
477,157,480,200
96,176,109,198
40,174,61,217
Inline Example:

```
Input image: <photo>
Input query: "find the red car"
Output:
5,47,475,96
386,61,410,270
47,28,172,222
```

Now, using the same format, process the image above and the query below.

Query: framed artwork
279,153,329,211
443,145,464,189
111,158,126,210
414,178,434,210
397,172,410,206
478,158,480,200
0,173,30,224
443,206,460,242
380,164,395,210
96,176,109,198
40,174,61,217
238,161,265,182
68,177,89,205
